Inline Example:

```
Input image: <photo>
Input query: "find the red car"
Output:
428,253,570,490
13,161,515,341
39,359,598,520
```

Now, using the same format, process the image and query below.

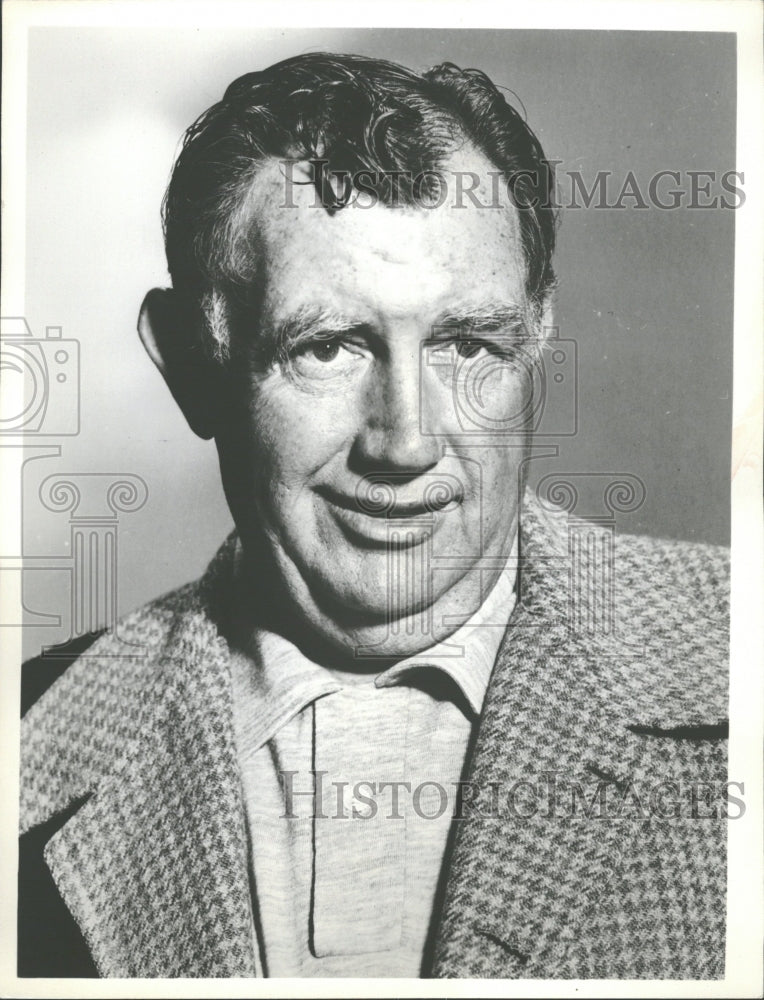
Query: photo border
2,2,761,997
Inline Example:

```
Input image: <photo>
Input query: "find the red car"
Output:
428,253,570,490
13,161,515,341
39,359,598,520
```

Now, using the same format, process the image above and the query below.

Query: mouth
317,480,462,547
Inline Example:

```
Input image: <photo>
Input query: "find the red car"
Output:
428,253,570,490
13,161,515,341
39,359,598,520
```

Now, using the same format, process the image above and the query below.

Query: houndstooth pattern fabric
430,497,729,979
20,490,729,978
20,554,258,977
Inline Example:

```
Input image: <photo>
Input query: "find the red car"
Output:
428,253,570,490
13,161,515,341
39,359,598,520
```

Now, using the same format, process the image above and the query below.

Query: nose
350,349,441,475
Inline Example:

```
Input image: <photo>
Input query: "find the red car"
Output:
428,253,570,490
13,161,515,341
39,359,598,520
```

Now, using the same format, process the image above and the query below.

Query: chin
318,580,422,623
311,556,451,622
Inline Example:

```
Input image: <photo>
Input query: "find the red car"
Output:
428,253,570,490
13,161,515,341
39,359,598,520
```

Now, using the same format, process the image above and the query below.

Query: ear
137,288,220,440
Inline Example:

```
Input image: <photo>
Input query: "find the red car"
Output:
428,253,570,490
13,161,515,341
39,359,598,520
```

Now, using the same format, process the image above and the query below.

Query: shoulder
524,492,729,622
612,530,729,727
16,578,211,977
612,530,729,673
19,567,224,834
21,529,239,720
521,494,729,728
22,576,201,710
20,582,195,716
613,529,729,610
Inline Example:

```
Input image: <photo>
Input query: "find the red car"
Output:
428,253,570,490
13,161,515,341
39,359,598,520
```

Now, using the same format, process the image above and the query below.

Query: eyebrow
268,306,368,357
431,302,528,333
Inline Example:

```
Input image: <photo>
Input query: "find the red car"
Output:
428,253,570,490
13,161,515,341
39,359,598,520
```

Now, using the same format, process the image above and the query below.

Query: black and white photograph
2,1,762,994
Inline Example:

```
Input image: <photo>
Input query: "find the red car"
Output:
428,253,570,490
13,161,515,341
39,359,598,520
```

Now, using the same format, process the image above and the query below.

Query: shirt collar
229,535,518,754
373,555,516,715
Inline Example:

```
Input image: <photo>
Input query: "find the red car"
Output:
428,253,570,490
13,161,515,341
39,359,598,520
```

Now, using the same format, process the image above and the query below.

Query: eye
432,337,507,361
286,335,369,383
454,339,486,359
307,339,342,363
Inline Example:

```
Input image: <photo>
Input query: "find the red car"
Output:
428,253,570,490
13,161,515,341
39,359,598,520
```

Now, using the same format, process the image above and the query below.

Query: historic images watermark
281,159,746,212
279,770,745,822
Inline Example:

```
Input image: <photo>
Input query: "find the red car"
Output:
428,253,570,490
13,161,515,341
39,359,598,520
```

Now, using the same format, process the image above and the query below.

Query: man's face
216,150,538,657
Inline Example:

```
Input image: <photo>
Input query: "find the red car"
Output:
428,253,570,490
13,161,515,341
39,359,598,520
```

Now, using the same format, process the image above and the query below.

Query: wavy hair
162,52,557,360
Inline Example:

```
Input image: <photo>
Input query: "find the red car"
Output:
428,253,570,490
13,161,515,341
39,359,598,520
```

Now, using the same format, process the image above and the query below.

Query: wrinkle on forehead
230,146,528,333
244,144,521,250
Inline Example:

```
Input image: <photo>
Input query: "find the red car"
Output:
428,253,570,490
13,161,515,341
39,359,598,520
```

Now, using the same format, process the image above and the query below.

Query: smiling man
187,147,532,659
19,53,730,980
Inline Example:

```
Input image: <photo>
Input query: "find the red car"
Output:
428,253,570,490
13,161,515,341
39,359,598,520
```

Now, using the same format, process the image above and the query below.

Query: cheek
449,361,535,435
478,365,534,421
247,379,356,487
457,447,524,505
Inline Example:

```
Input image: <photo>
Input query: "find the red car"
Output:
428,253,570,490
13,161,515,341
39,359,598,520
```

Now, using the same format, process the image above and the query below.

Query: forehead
245,147,526,324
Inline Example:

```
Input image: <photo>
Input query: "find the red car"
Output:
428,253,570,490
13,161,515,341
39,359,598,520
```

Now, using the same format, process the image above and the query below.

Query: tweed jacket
18,492,730,979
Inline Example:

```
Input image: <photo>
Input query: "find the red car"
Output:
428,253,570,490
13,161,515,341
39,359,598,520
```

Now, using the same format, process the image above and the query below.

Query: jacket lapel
30,561,259,977
430,498,702,977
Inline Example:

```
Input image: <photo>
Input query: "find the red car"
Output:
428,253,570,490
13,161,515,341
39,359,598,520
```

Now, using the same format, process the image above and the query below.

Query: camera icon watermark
0,317,80,435
0,315,148,658
420,323,577,438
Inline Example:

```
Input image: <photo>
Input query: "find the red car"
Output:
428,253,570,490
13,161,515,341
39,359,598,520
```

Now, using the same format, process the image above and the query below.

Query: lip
322,490,433,519
317,485,460,548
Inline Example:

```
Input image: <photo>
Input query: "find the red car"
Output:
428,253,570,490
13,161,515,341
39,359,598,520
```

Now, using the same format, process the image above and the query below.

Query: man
18,52,729,979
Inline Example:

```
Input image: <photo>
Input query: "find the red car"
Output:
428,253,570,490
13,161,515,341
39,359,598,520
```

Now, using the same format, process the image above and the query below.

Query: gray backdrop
18,28,735,658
